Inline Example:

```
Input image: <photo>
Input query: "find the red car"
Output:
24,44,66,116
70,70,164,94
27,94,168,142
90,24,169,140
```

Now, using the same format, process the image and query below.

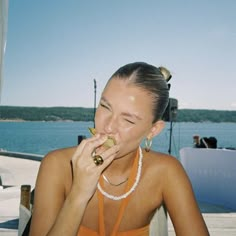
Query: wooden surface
168,213,236,236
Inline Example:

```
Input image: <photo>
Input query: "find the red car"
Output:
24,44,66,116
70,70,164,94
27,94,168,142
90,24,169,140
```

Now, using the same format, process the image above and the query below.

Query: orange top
78,225,149,236
77,148,150,236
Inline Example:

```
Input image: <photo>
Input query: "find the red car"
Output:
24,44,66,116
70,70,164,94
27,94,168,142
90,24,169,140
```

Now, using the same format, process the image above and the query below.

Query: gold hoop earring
145,138,152,152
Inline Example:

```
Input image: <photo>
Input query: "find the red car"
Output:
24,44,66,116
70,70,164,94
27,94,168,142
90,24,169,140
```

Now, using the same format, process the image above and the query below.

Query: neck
97,146,143,200
103,148,138,177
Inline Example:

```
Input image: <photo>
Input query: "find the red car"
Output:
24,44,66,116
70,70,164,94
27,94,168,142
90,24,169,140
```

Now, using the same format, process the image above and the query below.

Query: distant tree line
0,106,235,123
176,109,236,123
0,106,94,121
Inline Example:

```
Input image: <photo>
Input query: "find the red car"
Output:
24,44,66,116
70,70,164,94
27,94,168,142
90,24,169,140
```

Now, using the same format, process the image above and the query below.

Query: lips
88,127,116,148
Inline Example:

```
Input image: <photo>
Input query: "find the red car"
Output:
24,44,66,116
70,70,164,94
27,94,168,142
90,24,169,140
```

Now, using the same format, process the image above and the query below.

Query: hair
107,62,171,123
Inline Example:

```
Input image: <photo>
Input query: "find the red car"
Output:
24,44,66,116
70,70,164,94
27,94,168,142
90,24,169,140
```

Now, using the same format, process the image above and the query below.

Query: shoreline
0,119,25,122
0,119,77,122
0,119,235,123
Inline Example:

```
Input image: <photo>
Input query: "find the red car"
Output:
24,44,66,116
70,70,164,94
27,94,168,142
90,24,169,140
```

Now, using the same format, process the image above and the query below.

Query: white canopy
0,0,8,103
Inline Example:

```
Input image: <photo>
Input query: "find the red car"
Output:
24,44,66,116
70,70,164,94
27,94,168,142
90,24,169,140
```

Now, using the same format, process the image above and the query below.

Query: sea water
0,121,235,156
1,121,236,213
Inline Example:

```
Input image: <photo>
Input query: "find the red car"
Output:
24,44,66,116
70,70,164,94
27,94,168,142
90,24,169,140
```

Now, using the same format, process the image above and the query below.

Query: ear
147,120,165,139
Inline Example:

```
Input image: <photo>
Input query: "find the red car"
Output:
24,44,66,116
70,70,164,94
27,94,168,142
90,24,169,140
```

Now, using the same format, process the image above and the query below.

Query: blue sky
1,0,236,110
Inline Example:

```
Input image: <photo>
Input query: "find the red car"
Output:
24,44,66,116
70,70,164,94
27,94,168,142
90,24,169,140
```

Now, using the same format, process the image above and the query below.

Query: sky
1,0,236,110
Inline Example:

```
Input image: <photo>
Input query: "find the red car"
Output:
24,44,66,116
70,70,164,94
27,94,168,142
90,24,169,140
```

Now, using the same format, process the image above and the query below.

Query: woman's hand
71,134,120,200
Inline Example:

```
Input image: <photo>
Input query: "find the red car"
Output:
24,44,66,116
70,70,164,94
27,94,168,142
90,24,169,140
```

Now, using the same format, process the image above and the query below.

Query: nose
104,115,117,135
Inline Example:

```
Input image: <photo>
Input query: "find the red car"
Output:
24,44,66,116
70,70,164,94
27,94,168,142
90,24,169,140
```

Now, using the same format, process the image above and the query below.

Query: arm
29,151,88,236
29,134,120,236
163,157,209,236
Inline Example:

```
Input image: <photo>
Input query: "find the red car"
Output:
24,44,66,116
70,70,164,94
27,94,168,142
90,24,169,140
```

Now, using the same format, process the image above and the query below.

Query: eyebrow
100,96,143,121
121,112,143,121
100,97,111,107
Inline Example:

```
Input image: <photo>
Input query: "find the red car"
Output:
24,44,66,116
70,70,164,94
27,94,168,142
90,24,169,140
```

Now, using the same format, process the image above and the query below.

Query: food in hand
88,127,116,148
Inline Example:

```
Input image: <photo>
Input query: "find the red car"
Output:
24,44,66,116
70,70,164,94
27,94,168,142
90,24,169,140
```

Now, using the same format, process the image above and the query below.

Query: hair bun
159,66,172,82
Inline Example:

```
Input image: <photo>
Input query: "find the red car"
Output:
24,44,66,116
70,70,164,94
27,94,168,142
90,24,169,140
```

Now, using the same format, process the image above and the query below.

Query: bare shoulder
143,149,191,197
143,149,185,176
141,150,188,197
41,146,77,169
36,146,77,191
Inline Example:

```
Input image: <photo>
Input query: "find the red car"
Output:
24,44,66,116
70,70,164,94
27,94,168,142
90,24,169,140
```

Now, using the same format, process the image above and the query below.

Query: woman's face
95,78,159,156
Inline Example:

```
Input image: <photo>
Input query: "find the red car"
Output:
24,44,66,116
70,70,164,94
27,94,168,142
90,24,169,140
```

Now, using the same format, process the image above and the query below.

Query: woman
29,62,209,236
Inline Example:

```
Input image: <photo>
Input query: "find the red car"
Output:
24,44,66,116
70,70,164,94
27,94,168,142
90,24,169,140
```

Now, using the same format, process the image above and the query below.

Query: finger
76,134,101,153
96,153,116,171
72,134,108,163
95,144,120,160
94,144,120,169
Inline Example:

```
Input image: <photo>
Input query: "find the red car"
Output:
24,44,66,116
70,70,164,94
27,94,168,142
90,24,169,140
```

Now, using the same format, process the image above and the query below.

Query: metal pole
168,120,173,154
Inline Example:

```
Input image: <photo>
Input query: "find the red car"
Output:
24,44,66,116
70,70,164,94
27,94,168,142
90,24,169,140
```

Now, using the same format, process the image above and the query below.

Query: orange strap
97,149,139,236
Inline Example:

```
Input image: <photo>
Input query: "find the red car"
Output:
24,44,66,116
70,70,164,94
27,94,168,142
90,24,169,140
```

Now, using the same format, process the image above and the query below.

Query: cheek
95,107,105,126
119,125,147,145
95,106,112,129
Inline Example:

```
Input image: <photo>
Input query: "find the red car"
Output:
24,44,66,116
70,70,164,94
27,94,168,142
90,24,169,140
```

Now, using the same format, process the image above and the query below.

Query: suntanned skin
29,79,209,236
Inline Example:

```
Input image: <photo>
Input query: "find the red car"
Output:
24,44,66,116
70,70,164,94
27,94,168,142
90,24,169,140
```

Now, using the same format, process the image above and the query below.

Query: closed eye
100,103,110,110
124,119,135,124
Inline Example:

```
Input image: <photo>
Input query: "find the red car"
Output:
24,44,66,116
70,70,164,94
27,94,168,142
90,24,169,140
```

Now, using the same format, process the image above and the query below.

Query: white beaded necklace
97,146,143,201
